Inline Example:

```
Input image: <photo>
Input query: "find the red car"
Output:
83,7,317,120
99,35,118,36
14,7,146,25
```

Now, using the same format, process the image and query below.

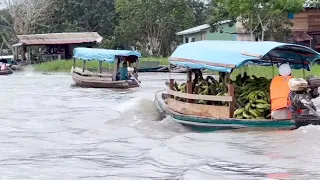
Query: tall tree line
0,0,308,56
0,0,210,56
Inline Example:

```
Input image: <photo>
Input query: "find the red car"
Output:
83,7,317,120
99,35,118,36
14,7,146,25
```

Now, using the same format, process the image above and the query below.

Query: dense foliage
115,0,196,56
0,0,210,56
0,0,309,56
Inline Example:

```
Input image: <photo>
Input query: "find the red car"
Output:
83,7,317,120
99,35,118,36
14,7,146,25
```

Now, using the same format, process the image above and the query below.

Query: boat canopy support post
296,53,306,78
302,59,306,78
186,69,193,103
113,57,119,81
135,58,140,71
169,79,175,98
267,54,275,77
98,60,102,73
73,58,76,70
228,83,235,118
82,60,86,72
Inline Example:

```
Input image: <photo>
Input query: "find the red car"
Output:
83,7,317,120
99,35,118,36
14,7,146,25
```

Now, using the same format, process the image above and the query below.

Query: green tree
207,0,236,33
38,0,117,38
115,0,195,56
0,0,55,51
188,0,210,25
209,0,305,41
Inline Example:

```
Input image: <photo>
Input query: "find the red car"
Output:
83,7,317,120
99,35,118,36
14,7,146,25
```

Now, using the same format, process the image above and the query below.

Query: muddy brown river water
1,71,320,180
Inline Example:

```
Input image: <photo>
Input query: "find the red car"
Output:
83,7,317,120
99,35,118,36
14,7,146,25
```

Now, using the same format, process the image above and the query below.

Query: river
1,71,320,180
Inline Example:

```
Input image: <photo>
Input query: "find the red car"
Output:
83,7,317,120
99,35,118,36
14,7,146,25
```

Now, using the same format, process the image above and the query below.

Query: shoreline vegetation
33,58,169,72
33,59,320,79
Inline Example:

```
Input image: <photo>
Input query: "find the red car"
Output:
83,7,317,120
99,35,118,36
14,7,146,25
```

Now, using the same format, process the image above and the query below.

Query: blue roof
169,40,320,72
73,48,142,62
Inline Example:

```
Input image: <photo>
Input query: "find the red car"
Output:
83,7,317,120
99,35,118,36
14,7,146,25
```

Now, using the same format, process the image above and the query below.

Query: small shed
13,32,103,63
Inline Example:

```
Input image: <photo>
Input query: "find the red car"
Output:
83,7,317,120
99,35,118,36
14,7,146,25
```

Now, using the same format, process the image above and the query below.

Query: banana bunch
233,91,271,119
173,72,228,105
173,82,187,101
233,72,251,87
194,75,228,105
232,73,272,119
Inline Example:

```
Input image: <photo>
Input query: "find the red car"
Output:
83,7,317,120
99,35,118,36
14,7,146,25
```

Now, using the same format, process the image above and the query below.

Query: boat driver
270,63,292,119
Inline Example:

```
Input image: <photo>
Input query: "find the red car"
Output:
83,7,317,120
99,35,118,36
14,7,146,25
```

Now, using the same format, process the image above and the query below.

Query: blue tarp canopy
169,40,320,73
73,47,142,62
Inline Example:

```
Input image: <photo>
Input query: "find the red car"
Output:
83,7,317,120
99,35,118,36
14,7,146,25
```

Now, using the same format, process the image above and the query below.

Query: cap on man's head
279,63,291,76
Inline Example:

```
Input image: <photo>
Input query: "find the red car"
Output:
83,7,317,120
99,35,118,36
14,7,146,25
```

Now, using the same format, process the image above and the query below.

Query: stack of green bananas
194,75,228,105
173,82,187,101
194,76,223,95
232,73,272,119
173,74,228,105
233,91,271,119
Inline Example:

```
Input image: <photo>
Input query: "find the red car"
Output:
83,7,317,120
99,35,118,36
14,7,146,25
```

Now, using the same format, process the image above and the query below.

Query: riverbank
233,65,320,79
33,58,169,72
33,59,320,78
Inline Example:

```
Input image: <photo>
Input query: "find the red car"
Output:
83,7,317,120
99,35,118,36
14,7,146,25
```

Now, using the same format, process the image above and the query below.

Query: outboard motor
289,76,320,118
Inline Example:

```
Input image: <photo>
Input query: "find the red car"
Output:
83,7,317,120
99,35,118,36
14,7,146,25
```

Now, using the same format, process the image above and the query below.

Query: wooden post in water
82,60,86,72
98,61,102,73
228,84,235,118
186,69,193,103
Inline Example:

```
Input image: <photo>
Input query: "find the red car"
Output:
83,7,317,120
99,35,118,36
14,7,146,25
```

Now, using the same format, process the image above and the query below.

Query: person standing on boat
270,63,292,119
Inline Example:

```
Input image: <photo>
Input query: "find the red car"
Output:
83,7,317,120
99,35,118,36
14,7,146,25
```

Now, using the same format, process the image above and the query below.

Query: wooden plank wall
291,9,320,32
166,98,230,118
291,11,309,32
308,9,320,32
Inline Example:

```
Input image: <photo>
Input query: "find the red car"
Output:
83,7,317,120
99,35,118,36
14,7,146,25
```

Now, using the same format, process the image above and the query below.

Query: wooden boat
138,65,188,73
71,48,142,89
138,66,166,72
0,69,13,75
154,40,320,131
169,66,187,73
137,61,187,73
0,56,23,71
138,61,165,72
8,64,22,71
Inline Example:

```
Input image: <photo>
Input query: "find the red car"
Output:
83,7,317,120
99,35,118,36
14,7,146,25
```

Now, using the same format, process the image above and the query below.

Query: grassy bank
33,58,320,79
232,65,320,79
34,57,169,72
34,60,112,72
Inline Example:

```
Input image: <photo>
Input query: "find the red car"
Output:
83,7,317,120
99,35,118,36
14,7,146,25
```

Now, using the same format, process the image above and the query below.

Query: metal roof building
12,32,103,62
14,32,103,46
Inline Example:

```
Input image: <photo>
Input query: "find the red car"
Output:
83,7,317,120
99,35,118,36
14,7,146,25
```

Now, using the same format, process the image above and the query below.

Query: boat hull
138,67,167,72
154,90,320,132
10,64,22,71
0,69,13,75
169,67,187,73
71,68,140,89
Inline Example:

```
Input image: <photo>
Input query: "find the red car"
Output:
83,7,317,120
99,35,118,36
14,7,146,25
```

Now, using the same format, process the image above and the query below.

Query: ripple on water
1,72,320,179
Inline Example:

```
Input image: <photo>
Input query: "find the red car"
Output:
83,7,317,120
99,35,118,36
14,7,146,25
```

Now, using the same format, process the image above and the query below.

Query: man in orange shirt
270,63,292,119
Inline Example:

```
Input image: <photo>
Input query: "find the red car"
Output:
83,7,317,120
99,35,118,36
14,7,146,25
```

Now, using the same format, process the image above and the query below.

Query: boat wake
113,97,142,113
107,98,189,137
